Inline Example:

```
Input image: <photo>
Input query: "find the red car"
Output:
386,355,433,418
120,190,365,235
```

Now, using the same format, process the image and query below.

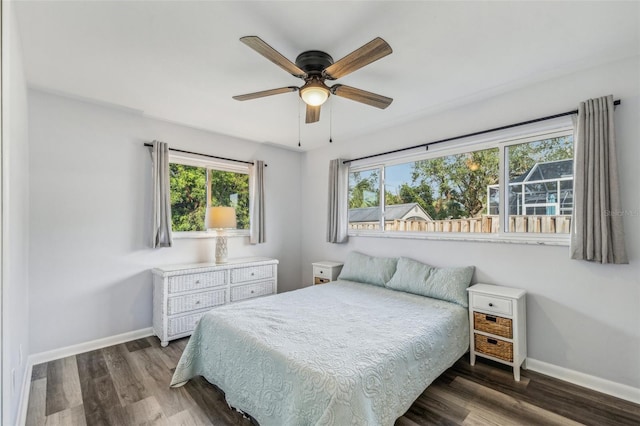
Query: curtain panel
570,95,628,264
327,159,349,243
249,160,266,244
152,140,173,248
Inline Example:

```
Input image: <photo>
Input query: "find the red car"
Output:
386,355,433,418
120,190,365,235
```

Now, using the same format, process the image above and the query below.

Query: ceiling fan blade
306,104,321,123
240,36,307,78
331,85,393,109
323,37,392,80
233,86,298,101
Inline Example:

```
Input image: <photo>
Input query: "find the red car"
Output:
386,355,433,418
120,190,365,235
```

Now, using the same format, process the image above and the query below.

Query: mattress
170,280,469,426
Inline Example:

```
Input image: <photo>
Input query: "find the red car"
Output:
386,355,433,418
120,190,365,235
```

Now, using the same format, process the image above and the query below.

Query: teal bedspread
170,280,469,426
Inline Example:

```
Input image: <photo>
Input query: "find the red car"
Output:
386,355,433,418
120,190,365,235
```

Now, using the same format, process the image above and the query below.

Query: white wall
2,3,30,425
28,90,302,354
300,56,640,389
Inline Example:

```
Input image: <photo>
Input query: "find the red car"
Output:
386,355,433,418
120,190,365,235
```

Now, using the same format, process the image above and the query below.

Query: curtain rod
343,99,621,164
143,143,266,167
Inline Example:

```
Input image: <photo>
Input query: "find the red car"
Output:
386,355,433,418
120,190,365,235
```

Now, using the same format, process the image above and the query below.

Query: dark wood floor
26,335,640,425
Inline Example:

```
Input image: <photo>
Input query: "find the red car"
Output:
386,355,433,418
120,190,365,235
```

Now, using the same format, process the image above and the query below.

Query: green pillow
386,257,474,307
338,251,398,287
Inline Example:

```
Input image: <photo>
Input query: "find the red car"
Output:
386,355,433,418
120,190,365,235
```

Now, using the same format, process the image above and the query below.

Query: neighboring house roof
511,159,573,183
349,203,432,222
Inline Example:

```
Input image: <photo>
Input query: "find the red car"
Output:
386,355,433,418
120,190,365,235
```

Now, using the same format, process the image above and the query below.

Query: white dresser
152,257,278,346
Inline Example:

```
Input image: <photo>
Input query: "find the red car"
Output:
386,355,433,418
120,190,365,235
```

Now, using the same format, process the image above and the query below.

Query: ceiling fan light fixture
300,80,330,106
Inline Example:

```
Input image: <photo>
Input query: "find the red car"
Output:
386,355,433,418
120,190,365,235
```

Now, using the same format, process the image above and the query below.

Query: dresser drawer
230,280,274,301
313,265,332,279
474,333,513,362
474,312,512,339
167,289,226,315
472,293,512,316
230,265,273,284
168,312,205,337
168,271,226,293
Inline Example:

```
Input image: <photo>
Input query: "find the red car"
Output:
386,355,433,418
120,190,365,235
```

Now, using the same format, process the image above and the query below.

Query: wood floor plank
449,376,583,426
44,404,87,426
111,396,169,425
127,345,194,418
76,349,109,380
32,363,48,382
45,356,83,416
80,374,122,425
102,344,148,406
184,376,253,425
26,378,47,426
125,337,152,353
168,409,211,425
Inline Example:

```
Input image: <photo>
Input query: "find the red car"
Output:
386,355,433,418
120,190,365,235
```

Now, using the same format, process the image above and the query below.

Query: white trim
28,327,153,366
527,358,640,404
16,362,32,426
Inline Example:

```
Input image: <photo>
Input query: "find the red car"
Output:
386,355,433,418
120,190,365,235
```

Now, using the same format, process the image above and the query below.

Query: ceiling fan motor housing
295,51,334,77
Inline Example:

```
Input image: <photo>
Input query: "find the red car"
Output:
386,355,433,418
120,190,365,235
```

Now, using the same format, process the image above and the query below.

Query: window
348,123,574,243
169,154,250,235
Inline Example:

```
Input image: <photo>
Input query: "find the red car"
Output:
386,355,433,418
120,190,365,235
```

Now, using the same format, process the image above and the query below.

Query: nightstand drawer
231,265,274,283
474,312,512,338
168,271,226,293
167,289,226,315
230,280,274,301
474,333,513,362
313,266,332,279
472,293,512,316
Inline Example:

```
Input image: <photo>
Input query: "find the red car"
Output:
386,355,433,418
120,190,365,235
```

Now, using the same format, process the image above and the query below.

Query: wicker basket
474,312,513,338
474,333,513,362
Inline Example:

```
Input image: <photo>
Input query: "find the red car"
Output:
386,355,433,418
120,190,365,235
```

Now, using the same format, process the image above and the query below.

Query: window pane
507,135,573,233
384,147,500,233
210,170,250,230
348,168,381,230
170,164,207,231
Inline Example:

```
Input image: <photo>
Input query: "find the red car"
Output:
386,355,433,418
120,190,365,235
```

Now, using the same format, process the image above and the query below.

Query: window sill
347,230,570,246
172,230,250,240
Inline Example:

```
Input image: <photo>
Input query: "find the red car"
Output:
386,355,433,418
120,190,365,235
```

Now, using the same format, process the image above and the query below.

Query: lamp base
215,234,228,264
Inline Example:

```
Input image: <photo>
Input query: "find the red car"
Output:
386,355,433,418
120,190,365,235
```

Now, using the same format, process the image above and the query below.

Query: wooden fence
349,215,571,234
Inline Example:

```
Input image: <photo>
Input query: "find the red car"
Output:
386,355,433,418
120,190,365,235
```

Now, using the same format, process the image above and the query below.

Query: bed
170,254,472,426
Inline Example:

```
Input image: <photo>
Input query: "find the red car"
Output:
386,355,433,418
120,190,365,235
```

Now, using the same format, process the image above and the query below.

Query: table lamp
206,206,237,264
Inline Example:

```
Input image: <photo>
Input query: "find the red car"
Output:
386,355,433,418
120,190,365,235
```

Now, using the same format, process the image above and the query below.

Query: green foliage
170,164,207,231
348,170,380,208
169,164,250,232
210,170,249,229
349,136,573,223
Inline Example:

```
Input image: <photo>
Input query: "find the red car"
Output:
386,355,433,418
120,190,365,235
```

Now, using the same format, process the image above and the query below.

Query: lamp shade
299,80,330,106
206,206,237,230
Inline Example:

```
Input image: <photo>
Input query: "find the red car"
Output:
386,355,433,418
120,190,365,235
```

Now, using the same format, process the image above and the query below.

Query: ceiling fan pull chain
298,98,302,147
329,100,333,143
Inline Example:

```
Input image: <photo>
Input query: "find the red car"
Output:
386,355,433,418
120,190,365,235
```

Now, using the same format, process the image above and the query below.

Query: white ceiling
14,1,640,151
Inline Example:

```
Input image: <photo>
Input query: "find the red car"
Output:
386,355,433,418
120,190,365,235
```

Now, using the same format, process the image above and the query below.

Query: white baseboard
17,363,33,426
28,327,154,366
17,327,154,426
527,358,640,404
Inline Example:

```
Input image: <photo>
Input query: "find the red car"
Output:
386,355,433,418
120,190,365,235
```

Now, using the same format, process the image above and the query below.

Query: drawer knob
487,338,498,345
195,300,200,305
488,303,494,307
251,272,255,276
320,271,323,274
196,280,200,284
251,290,255,294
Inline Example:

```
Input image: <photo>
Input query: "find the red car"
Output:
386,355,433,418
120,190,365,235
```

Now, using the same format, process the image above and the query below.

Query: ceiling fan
233,36,393,124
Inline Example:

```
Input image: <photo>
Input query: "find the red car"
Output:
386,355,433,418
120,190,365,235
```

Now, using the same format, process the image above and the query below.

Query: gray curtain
249,160,266,244
152,140,173,248
570,95,628,264
327,159,349,243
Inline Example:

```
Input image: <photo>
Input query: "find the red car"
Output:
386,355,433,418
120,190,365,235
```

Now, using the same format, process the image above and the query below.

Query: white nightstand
312,261,344,285
467,283,527,381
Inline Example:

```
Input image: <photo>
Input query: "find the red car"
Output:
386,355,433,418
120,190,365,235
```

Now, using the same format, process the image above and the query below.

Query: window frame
169,152,251,239
347,118,575,245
